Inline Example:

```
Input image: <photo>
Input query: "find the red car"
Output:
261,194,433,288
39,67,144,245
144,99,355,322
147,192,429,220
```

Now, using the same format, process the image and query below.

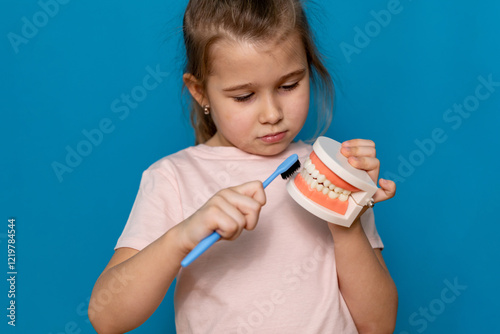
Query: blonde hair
183,0,334,144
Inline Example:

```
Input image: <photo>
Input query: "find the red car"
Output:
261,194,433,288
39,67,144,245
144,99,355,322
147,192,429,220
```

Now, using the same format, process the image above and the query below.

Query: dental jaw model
287,137,378,227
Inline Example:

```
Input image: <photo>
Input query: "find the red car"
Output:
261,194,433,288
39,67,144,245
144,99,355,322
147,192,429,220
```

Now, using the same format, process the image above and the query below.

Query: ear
183,73,207,107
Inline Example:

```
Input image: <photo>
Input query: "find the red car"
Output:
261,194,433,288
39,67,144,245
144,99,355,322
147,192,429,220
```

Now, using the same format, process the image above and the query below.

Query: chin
259,141,293,156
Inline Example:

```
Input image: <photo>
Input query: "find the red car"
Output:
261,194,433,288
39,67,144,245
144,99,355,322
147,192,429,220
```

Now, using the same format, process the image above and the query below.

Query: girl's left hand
340,139,396,204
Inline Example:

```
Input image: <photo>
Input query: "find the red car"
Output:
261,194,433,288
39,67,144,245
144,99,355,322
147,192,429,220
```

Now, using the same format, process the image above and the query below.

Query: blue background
2,0,499,333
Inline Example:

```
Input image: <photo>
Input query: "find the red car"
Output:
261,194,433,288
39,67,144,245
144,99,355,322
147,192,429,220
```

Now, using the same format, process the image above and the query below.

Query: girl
89,0,398,333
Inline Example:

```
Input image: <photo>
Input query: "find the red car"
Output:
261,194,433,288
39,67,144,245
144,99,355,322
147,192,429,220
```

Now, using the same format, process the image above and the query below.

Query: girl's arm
89,181,266,334
329,219,397,333
89,229,185,334
330,140,398,334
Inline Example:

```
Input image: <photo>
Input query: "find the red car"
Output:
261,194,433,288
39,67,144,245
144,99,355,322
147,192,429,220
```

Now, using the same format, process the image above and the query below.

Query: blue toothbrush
181,154,300,267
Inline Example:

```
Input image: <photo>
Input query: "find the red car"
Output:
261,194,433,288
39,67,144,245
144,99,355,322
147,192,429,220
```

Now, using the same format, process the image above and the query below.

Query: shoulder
140,144,228,186
146,145,200,175
134,146,201,193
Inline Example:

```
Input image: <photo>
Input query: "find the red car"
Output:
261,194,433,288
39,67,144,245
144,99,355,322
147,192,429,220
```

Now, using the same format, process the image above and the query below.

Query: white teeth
328,191,339,199
301,158,353,203
339,194,349,202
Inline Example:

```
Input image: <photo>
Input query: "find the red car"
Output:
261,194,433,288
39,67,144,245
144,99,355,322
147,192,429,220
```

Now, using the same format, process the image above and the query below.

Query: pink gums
294,151,360,215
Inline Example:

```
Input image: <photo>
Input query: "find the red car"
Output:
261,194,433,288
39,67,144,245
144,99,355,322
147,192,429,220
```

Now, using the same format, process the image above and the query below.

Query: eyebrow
222,68,307,92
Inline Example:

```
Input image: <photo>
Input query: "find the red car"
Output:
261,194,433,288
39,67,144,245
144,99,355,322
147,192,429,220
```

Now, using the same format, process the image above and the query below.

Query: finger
215,212,245,241
342,139,375,148
201,197,246,240
346,156,380,182
212,193,247,225
372,178,396,203
182,205,242,246
230,181,267,206
341,145,376,158
347,156,379,170
202,181,267,241
217,189,263,232
225,181,266,231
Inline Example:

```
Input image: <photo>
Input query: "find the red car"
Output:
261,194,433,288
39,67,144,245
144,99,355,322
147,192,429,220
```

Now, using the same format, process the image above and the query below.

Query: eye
233,93,254,102
280,82,299,91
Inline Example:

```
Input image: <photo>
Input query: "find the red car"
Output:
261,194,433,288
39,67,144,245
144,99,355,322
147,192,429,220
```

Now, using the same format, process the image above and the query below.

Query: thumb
372,178,396,203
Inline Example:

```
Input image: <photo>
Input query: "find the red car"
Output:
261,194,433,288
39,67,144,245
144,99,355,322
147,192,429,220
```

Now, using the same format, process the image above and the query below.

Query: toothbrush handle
181,231,221,267
262,172,279,188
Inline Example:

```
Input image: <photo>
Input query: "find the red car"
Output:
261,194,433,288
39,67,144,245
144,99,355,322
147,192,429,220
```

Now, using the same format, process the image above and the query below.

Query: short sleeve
115,165,183,251
360,208,384,249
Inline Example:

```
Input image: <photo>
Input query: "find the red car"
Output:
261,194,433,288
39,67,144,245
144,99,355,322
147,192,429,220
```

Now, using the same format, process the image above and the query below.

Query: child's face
204,32,310,156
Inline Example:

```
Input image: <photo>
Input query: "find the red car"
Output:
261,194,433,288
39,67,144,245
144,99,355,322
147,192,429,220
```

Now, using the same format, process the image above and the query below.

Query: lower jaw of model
287,137,378,227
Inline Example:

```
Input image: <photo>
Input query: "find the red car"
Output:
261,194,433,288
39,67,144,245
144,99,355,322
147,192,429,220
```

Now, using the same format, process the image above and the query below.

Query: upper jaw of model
287,137,378,227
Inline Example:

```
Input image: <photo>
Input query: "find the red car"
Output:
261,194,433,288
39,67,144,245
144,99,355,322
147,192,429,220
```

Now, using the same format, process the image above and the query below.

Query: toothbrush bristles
280,160,301,180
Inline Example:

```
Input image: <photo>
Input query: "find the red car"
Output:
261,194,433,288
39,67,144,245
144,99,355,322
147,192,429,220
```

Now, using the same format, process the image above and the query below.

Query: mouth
294,151,360,215
286,136,378,227
259,131,287,144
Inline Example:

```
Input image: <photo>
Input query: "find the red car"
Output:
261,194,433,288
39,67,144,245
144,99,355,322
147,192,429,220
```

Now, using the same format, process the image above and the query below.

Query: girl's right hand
175,181,266,253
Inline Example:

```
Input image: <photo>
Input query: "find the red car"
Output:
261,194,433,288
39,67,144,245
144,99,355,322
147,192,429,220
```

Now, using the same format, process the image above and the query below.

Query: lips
294,151,360,215
259,131,287,144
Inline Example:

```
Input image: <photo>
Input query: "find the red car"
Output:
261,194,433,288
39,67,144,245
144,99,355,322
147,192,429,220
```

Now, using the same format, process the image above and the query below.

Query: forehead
207,32,308,84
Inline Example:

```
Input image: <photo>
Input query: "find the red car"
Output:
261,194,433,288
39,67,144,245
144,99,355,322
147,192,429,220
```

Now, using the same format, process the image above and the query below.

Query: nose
258,94,283,125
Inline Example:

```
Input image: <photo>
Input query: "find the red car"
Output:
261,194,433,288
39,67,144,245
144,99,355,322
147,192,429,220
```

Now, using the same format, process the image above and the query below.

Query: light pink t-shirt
116,142,383,334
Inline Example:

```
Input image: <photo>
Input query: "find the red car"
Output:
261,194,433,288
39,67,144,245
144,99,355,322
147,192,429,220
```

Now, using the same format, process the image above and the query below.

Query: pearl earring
203,105,210,115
